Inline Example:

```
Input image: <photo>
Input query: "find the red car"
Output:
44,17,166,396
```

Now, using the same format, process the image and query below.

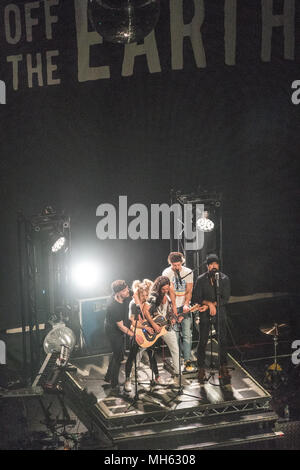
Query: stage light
196,211,215,232
50,235,66,253
42,325,76,391
72,262,101,289
88,0,161,44
31,207,70,253
43,322,76,355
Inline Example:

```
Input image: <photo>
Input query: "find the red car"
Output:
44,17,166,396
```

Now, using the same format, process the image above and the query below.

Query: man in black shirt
104,280,134,391
192,254,231,383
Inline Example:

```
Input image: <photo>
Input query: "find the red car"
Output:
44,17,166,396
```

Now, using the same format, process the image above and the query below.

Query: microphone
128,288,134,297
148,294,157,315
148,294,157,304
175,269,182,286
214,270,220,287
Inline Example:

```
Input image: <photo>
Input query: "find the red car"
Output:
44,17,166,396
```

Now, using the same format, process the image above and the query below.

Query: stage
61,341,283,449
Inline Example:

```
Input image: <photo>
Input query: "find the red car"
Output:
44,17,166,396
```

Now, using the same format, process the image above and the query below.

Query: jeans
174,311,192,362
163,328,180,375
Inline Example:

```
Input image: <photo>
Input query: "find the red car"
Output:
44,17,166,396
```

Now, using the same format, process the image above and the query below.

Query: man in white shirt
162,252,194,372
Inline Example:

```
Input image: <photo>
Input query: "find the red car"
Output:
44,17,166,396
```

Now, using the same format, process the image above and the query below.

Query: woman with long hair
144,276,180,378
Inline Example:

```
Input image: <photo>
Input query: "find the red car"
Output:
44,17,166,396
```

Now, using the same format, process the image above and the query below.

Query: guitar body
131,315,168,348
131,304,201,348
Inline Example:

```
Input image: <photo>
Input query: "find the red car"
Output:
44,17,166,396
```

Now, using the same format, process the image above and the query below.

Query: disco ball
43,322,76,354
88,0,161,44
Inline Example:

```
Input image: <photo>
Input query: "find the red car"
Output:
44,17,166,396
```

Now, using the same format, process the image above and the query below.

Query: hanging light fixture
49,234,67,253
88,0,161,44
196,211,215,232
31,207,70,254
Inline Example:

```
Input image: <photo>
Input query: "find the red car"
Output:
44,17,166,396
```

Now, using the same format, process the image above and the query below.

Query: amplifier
78,296,112,355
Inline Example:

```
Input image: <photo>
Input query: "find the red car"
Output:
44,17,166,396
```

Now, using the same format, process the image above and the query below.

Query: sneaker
124,379,132,393
219,365,231,379
109,385,121,396
154,376,165,385
184,360,195,372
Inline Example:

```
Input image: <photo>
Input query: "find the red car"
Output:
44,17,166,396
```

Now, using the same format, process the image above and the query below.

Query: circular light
43,323,76,354
196,217,215,232
72,262,101,289
51,236,66,253
88,0,161,44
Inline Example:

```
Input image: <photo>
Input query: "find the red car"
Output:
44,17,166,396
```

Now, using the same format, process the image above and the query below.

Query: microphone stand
215,272,221,380
205,315,219,386
125,305,156,412
165,309,202,407
125,310,143,412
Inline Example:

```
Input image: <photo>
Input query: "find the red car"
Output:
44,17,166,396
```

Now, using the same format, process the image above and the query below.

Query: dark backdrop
0,0,299,330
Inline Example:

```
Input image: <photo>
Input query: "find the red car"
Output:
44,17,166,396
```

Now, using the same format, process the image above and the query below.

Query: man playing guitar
162,252,195,372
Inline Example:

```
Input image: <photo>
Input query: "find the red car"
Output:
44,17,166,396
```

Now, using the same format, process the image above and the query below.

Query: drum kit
259,322,288,389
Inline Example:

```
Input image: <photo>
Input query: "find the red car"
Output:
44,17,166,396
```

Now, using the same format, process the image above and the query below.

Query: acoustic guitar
132,304,201,349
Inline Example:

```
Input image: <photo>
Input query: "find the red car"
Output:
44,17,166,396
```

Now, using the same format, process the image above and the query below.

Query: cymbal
260,323,288,336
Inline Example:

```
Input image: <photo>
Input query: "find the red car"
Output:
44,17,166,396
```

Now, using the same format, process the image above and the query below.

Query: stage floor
67,341,271,421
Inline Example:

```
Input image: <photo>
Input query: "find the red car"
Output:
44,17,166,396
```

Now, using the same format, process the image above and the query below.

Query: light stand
170,188,223,279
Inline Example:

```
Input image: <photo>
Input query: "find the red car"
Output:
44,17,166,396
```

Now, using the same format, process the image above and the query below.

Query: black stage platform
61,341,283,449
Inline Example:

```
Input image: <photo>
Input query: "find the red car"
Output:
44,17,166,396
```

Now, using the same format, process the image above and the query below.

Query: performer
104,280,134,392
144,276,180,379
192,254,231,383
162,252,194,372
124,280,163,392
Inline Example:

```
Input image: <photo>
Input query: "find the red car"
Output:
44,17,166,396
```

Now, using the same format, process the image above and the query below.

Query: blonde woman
124,279,163,392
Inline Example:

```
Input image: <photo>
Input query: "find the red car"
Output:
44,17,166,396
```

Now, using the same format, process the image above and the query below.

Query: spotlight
196,211,215,232
72,262,101,289
88,0,161,44
31,207,70,253
43,322,76,354
43,324,76,391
